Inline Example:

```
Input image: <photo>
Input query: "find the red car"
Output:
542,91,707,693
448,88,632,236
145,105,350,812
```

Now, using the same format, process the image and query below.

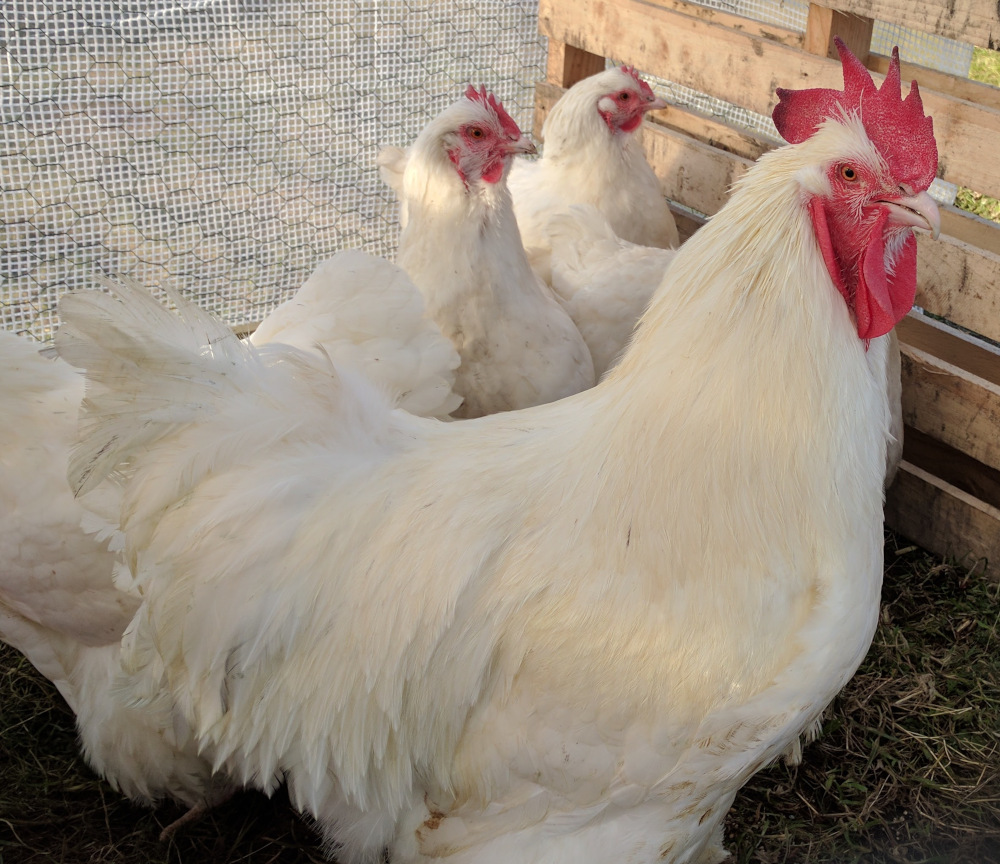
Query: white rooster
55,41,938,864
0,249,464,828
381,85,594,418
508,65,679,283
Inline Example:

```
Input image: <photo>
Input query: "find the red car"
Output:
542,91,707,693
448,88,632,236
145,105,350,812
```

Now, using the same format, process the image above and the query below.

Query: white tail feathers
55,279,253,497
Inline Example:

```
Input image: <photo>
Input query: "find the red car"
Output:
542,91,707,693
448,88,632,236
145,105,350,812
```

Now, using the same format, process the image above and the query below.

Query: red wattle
857,215,917,340
618,113,643,133
480,159,504,184
808,197,917,342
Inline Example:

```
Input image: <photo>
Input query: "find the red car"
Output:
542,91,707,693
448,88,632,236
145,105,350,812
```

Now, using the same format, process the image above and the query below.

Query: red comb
464,84,522,140
772,38,937,191
620,65,656,101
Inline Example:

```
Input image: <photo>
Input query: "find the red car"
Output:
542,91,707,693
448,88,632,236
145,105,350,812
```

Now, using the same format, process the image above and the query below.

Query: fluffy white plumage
545,204,677,377
0,331,224,810
379,88,595,417
508,65,679,286
0,251,470,816
250,250,462,418
53,103,916,863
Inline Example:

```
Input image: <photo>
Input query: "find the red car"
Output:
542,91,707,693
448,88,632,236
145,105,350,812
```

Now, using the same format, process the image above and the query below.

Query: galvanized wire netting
0,0,546,339
0,1,974,340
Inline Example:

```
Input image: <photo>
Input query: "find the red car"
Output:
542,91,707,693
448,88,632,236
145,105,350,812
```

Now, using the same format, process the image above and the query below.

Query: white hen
250,250,462,418
508,65,679,285
54,42,937,864
0,250,465,820
545,204,677,377
0,331,224,814
379,86,594,418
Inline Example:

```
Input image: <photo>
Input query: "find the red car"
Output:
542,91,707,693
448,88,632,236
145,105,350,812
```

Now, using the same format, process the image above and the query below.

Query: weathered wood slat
914,232,1000,345
899,340,1000,473
896,311,1000,386
538,0,1000,198
885,460,1000,570
804,4,874,62
809,0,1000,49
545,42,606,89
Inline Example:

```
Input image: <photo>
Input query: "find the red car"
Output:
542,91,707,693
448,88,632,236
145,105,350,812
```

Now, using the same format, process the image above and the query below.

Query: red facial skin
445,88,535,189
809,159,937,341
599,85,667,134
448,122,531,188
598,68,667,134
773,40,939,342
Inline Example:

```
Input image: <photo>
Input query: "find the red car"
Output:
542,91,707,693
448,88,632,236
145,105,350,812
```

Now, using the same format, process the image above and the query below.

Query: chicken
380,85,594,418
508,65,679,286
544,204,677,377
54,40,938,864
0,331,226,817
0,250,466,825
249,250,462,419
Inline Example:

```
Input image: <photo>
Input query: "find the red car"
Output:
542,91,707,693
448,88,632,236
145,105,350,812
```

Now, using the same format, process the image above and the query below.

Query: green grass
1,532,998,862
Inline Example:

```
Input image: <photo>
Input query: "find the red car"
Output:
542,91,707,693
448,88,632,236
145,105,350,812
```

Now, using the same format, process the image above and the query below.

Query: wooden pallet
535,0,1000,574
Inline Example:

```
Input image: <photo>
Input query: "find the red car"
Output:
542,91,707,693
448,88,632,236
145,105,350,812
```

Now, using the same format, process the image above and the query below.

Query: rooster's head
773,39,939,341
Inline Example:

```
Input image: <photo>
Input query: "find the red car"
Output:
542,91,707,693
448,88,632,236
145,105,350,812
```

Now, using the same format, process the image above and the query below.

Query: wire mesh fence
1,0,546,339
0,1,978,340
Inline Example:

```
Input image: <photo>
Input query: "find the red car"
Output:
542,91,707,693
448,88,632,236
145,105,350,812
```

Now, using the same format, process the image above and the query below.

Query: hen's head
435,85,536,189
773,39,939,341
589,65,668,134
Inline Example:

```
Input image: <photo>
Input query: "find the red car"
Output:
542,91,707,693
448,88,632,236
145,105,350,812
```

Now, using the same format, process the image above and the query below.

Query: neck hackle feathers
464,85,521,140
772,38,937,191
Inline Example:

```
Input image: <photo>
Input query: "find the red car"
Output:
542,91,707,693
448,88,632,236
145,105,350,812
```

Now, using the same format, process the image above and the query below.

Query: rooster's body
54,44,938,863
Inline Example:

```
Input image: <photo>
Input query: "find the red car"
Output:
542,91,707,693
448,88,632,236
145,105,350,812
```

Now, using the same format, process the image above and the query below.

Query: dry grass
1,531,998,862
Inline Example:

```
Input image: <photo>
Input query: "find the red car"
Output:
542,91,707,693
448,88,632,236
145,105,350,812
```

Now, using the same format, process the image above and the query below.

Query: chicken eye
619,91,631,101
840,165,858,182
468,127,485,139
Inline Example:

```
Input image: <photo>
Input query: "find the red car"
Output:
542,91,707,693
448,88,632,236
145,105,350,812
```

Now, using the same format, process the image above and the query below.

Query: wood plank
538,0,1000,198
885,461,1000,575
903,425,1000,508
668,203,706,243
544,41,606,90
899,341,1000,472
940,205,1000,256
639,123,755,216
809,0,1000,50
896,310,1000,386
914,231,1000,345
642,0,804,47
804,4,874,63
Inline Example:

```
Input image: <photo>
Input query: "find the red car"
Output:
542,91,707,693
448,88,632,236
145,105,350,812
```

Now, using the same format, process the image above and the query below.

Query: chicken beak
507,136,537,157
645,95,669,113
881,190,941,240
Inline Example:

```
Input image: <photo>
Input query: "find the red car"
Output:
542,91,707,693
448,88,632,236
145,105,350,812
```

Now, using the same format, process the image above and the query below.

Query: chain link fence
0,1,974,340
